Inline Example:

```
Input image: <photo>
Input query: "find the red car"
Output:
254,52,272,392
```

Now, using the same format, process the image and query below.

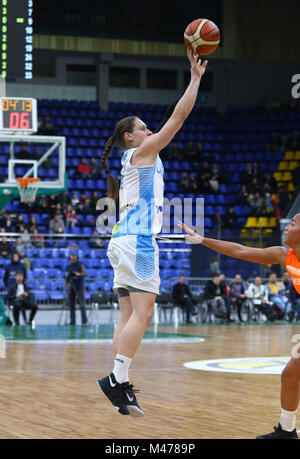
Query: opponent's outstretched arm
178,221,287,267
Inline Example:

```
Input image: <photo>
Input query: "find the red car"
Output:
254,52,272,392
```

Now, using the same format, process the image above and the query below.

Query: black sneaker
256,423,298,439
97,373,130,416
123,382,144,417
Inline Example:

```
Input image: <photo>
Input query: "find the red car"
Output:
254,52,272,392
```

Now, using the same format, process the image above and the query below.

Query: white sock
280,408,297,432
112,354,132,384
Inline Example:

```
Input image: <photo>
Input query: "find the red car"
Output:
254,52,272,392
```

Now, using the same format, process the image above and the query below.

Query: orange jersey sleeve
285,249,300,294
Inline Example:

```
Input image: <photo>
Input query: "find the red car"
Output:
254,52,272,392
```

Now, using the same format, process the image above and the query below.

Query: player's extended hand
187,48,208,80
178,221,204,244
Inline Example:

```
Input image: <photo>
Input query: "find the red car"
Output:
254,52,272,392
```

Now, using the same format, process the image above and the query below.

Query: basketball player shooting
97,49,208,417
179,214,300,439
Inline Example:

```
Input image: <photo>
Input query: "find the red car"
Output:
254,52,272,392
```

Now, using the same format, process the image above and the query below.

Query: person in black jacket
4,252,26,288
65,254,88,325
203,275,227,320
172,275,195,324
7,271,37,325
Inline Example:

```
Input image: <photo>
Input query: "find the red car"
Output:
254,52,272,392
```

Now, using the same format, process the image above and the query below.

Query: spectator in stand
252,162,263,182
71,192,80,209
0,235,10,258
238,185,250,206
287,130,300,150
57,191,71,212
219,273,232,321
15,215,26,233
196,141,203,157
241,163,253,187
264,173,278,193
18,144,31,160
184,141,197,161
49,214,65,234
189,173,199,193
212,210,223,230
14,236,25,259
223,207,237,229
203,275,227,320
27,216,37,233
89,230,103,249
36,194,49,213
199,161,211,182
209,174,219,193
4,214,15,232
166,142,180,161
48,194,58,216
77,158,91,178
77,192,91,214
180,172,190,193
4,252,26,288
248,177,261,195
31,227,44,249
267,273,289,319
90,158,101,177
172,275,196,324
90,191,100,211
54,202,63,218
0,213,6,230
278,186,291,216
65,205,77,229
230,274,247,322
261,192,275,216
20,228,31,247
38,115,56,135
249,191,263,216
245,277,277,321
266,132,282,152
211,163,223,183
7,271,37,326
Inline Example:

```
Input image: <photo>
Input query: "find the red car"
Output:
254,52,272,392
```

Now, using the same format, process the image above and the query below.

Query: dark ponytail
100,116,136,202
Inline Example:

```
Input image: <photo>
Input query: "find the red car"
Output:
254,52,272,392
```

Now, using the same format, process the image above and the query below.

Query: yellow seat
245,217,258,228
282,171,292,181
295,151,300,160
273,172,283,181
268,217,277,228
289,160,299,170
257,217,268,228
278,161,289,171
284,151,295,160
288,182,295,192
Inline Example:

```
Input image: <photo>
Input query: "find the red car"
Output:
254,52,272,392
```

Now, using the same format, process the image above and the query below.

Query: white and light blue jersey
112,148,164,237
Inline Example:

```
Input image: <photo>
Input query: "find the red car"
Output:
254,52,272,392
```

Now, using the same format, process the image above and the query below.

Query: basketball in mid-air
184,19,220,56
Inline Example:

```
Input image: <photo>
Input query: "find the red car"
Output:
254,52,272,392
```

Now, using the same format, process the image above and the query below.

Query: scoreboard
1,0,33,80
0,97,37,133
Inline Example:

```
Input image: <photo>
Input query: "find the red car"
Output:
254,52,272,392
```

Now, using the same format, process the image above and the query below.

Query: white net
16,178,40,203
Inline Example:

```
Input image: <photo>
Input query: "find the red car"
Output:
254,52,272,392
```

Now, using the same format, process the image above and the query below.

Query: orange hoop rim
16,177,40,189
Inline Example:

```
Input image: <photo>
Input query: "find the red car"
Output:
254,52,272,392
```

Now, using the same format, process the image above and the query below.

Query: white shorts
107,234,160,295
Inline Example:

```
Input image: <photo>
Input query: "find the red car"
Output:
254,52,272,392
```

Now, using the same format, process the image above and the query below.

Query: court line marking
6,337,205,345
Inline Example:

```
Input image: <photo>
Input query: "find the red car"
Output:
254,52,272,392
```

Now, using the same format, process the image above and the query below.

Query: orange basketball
184,18,220,56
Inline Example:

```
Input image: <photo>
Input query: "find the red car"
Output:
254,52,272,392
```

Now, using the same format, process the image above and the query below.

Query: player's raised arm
178,221,287,267
131,49,208,166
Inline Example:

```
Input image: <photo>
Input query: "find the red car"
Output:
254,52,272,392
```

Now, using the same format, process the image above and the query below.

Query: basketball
184,18,220,56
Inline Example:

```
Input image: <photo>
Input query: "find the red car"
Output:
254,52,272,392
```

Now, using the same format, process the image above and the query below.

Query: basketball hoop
16,177,40,203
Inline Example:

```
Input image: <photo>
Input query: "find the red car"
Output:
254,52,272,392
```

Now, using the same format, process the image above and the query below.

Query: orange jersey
285,249,300,294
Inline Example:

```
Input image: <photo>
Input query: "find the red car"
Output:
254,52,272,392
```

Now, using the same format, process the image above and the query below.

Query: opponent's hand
187,48,208,80
178,221,204,244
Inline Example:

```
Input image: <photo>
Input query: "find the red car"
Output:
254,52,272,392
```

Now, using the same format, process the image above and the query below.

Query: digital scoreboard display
0,97,37,132
1,0,33,80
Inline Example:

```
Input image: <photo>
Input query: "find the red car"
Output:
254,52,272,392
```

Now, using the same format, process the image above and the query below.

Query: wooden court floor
0,323,298,439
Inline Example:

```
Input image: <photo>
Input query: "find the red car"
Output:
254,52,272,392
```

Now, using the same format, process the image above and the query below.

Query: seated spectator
199,161,211,182
241,163,253,187
77,192,91,214
18,144,31,160
212,210,223,229
218,273,232,320
14,236,25,259
65,205,77,228
7,271,37,326
36,194,49,212
49,214,65,234
4,252,26,288
266,132,282,152
281,272,294,320
15,215,26,232
167,142,180,161
77,158,91,178
90,191,100,211
4,214,15,232
172,275,195,324
230,274,247,322
245,276,277,321
238,185,250,206
252,162,263,182
261,192,275,216
57,191,71,212
209,175,219,193
264,173,278,193
89,230,103,249
54,202,63,218
71,192,80,209
223,207,237,229
189,173,199,193
211,163,223,182
267,273,289,319
38,115,56,135
27,216,37,233
0,235,10,258
287,130,300,150
20,228,31,247
203,275,227,320
248,177,261,195
180,172,190,193
184,141,197,161
90,158,100,177
48,194,58,216
249,191,263,216
31,227,44,249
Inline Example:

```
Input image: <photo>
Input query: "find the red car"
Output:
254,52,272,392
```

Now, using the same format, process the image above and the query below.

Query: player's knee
281,361,300,384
